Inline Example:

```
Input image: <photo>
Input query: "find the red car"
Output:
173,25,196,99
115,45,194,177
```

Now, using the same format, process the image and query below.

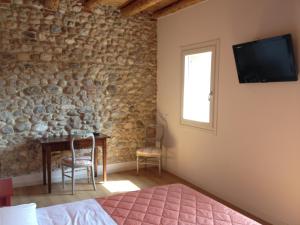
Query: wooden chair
61,131,96,194
136,124,164,175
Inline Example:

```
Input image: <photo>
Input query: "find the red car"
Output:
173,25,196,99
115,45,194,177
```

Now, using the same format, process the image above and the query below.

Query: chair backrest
145,124,164,149
70,130,95,163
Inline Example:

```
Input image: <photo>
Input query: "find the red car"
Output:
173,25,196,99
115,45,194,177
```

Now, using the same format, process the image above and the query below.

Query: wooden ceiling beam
145,0,178,13
121,0,164,16
84,0,130,12
84,0,102,12
153,0,207,18
44,0,60,11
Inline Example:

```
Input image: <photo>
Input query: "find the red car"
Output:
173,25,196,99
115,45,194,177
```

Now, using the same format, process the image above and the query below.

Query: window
181,40,219,132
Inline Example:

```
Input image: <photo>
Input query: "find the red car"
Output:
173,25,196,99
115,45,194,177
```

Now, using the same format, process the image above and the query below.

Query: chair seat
136,147,161,157
61,156,92,167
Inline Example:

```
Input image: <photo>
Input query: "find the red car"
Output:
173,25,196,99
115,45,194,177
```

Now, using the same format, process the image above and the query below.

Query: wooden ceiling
45,0,207,18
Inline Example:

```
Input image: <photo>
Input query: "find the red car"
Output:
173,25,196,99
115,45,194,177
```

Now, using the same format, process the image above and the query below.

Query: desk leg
94,146,99,177
46,148,52,193
103,139,107,182
42,146,46,185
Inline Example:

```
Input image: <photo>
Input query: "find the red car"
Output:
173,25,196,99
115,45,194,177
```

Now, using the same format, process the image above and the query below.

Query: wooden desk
40,134,109,193
0,178,13,207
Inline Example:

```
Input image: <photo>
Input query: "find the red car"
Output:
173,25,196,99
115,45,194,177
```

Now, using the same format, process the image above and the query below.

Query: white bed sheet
36,199,117,225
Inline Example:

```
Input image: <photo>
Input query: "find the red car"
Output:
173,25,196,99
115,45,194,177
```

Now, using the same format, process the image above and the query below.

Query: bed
36,183,261,225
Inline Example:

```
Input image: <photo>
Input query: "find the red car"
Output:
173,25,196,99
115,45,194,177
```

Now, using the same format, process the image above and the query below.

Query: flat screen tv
233,34,298,83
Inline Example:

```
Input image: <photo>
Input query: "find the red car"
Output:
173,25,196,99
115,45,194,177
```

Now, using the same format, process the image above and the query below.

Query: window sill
180,119,217,135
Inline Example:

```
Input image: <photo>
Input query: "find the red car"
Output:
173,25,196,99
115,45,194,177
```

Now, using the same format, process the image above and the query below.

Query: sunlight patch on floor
102,180,140,193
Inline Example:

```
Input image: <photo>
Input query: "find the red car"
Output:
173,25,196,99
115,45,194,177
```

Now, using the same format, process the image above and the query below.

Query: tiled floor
12,168,269,224
13,168,185,208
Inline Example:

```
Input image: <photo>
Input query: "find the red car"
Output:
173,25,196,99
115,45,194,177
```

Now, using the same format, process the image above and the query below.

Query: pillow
0,203,38,225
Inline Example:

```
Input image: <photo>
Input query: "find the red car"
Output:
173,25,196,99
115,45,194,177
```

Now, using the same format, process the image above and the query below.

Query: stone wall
0,0,157,177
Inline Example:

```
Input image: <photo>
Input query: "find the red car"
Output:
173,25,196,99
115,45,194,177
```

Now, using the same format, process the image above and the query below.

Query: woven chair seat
136,146,161,157
62,156,93,167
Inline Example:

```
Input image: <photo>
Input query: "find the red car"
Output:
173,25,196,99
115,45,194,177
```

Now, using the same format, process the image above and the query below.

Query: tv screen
233,34,298,83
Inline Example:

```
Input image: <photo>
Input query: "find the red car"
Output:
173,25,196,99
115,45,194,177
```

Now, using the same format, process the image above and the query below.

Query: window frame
180,39,219,133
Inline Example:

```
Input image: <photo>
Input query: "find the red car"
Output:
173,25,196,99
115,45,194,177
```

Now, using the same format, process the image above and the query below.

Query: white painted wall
157,1,300,225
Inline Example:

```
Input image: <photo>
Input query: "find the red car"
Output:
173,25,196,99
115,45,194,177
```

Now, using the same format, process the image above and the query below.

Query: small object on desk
0,178,13,207
93,132,100,136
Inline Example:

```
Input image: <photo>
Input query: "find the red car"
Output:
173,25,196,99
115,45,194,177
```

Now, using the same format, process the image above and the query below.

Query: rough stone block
17,53,31,61
0,0,11,3
23,31,37,40
50,24,62,34
0,3,157,177
23,86,42,95
40,53,52,61
1,125,14,135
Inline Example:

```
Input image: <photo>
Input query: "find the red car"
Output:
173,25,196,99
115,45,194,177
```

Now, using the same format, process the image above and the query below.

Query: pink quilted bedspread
96,183,261,225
